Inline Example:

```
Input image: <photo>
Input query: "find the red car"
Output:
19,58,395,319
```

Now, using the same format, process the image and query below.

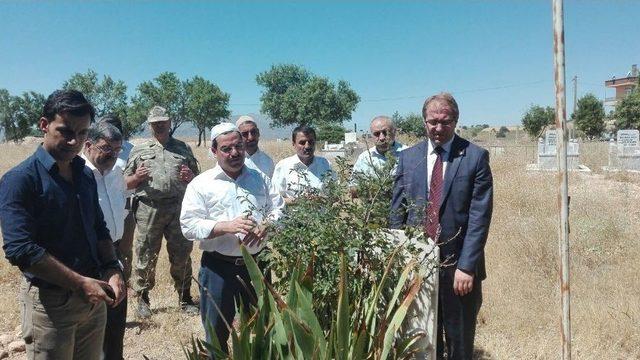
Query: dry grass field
1,134,639,359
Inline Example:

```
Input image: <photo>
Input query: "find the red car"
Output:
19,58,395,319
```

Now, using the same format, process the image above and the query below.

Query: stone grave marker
528,129,589,171
380,229,438,359
605,130,640,172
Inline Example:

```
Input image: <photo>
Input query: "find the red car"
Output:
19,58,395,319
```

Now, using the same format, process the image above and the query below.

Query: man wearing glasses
82,122,128,360
350,115,406,197
180,123,284,355
124,106,200,319
390,93,493,360
236,115,275,177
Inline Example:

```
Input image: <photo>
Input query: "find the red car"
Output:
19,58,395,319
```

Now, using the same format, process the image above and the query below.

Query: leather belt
205,251,260,266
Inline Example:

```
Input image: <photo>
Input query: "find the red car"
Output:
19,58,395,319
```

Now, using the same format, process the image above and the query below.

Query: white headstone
606,129,640,171
344,132,358,144
545,130,557,153
532,130,585,171
381,229,438,359
617,130,639,147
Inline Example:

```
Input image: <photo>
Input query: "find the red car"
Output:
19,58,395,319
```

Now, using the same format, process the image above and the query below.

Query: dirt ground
0,136,639,359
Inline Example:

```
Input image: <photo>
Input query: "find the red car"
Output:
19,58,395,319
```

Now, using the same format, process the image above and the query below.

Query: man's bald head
370,116,396,154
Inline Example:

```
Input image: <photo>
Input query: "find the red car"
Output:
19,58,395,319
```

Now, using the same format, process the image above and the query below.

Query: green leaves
522,104,555,139
185,245,425,360
614,84,640,131
571,93,605,139
0,89,45,142
256,64,360,128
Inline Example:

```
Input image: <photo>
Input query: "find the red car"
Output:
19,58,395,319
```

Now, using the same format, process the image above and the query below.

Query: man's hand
103,269,126,307
135,162,151,182
243,223,267,247
453,269,474,296
78,276,117,306
179,164,195,183
219,215,256,235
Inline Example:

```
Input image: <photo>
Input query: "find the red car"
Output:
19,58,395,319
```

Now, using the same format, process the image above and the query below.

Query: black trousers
103,295,127,360
436,268,483,360
199,252,259,356
103,244,128,360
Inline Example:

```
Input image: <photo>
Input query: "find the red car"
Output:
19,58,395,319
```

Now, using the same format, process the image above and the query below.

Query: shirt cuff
195,219,218,240
14,246,47,271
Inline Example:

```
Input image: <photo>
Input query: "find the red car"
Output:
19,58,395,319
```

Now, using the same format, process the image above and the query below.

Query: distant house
604,64,638,107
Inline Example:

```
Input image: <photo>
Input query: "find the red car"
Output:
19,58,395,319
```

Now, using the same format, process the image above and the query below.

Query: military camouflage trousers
132,200,193,294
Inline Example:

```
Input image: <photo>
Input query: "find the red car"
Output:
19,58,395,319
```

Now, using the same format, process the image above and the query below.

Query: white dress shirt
427,137,454,192
351,141,406,183
82,155,127,242
272,154,335,198
180,165,284,256
245,148,275,178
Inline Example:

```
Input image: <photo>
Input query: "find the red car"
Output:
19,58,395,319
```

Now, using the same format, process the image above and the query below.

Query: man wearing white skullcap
180,122,284,355
235,115,275,177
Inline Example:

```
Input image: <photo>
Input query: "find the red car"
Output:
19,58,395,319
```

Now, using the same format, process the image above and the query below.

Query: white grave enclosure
528,130,589,171
380,229,439,360
605,129,640,172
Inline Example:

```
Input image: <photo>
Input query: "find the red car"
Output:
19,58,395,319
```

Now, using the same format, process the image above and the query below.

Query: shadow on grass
473,346,494,360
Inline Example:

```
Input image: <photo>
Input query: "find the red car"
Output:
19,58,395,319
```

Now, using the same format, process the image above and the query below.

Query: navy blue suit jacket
389,135,493,280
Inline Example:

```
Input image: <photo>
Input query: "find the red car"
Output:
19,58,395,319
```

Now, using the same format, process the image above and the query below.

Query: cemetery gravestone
529,129,587,171
606,130,640,171
344,132,358,144
381,229,438,359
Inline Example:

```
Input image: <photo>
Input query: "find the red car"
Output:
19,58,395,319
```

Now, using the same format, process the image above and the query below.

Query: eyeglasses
217,143,245,154
95,144,122,155
372,130,390,137
240,129,259,138
425,119,456,127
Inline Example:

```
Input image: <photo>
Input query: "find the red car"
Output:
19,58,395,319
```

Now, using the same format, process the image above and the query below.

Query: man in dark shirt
0,90,125,359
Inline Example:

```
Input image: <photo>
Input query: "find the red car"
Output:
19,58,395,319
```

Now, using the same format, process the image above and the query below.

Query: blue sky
1,1,637,132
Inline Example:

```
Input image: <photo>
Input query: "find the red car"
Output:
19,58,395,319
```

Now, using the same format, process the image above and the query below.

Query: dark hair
42,90,96,122
88,122,122,144
422,92,459,121
97,113,123,134
292,125,316,142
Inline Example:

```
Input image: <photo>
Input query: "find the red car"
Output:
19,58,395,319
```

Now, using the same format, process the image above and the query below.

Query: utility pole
552,0,572,359
572,76,577,114
571,75,577,139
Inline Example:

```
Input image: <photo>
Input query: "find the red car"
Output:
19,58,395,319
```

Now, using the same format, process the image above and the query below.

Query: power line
230,79,550,106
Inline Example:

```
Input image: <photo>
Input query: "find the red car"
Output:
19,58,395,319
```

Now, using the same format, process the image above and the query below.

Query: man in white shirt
82,122,128,360
180,122,284,355
97,114,135,281
272,125,335,202
236,115,275,177
350,116,406,197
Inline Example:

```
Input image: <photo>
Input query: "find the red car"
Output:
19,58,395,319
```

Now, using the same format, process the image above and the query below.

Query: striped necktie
425,146,444,241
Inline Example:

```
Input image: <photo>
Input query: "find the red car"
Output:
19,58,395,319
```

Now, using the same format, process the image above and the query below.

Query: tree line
521,77,640,140
0,65,360,145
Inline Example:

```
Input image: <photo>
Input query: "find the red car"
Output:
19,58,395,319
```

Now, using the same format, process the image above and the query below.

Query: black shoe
136,291,152,319
179,289,199,315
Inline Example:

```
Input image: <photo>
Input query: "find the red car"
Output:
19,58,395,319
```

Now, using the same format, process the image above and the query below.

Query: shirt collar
428,136,454,156
372,141,403,156
294,154,315,168
35,145,86,172
212,164,248,181
81,154,111,176
247,148,262,159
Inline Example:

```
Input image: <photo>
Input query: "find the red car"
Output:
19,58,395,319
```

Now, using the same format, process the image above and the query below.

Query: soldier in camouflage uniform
124,106,199,318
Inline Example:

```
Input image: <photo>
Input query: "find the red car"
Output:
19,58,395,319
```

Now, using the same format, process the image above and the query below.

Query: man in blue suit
390,93,493,360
